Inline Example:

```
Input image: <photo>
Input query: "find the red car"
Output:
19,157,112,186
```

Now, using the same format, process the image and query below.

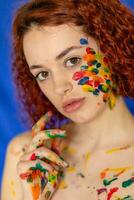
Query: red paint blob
86,80,94,86
72,71,84,81
107,187,119,200
86,47,91,54
30,153,36,161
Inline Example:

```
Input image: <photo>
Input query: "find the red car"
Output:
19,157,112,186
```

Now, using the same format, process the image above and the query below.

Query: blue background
0,0,134,187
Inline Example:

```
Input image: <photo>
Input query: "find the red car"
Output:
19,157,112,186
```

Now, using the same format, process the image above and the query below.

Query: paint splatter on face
72,38,117,109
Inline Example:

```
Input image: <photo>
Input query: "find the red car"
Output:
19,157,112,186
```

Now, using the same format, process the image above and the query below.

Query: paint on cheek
80,38,89,45
72,38,117,109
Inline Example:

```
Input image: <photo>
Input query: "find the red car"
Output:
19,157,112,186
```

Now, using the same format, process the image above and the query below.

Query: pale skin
1,24,134,200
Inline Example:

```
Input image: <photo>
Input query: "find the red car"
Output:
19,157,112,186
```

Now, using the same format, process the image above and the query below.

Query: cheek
37,82,53,101
72,46,113,103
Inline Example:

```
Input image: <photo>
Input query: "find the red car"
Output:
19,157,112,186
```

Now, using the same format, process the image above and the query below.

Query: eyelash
34,56,82,82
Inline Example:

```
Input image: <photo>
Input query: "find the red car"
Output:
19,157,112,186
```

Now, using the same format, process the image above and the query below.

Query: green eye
35,71,49,81
65,57,82,67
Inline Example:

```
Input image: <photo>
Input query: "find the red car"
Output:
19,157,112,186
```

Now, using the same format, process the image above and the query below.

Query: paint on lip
63,98,85,113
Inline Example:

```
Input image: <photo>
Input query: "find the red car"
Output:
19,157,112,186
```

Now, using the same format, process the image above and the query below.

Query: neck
66,97,134,153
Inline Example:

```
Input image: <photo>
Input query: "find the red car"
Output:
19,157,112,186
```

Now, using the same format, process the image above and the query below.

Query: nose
53,74,73,95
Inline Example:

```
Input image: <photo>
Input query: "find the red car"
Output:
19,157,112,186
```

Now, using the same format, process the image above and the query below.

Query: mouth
62,97,85,113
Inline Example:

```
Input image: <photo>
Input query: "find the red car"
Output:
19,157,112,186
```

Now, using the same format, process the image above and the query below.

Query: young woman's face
23,24,112,123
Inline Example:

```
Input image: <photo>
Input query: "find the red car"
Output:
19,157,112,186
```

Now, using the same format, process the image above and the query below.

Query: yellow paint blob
58,180,68,189
82,85,90,92
84,152,91,171
105,144,130,154
100,166,134,179
67,166,76,173
67,147,76,155
10,180,16,197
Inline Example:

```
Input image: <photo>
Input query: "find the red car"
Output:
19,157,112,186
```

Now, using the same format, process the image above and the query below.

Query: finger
18,159,54,176
32,111,53,137
29,129,67,151
20,146,69,168
40,170,60,200
51,138,63,155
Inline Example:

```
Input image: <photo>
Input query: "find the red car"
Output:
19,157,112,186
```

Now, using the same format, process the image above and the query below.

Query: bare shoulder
1,130,32,200
8,130,32,152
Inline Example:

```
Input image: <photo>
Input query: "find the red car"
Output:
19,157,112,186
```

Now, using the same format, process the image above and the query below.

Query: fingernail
60,157,69,168
63,161,69,168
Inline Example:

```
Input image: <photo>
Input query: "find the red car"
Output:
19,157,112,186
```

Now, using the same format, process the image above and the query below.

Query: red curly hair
12,0,134,126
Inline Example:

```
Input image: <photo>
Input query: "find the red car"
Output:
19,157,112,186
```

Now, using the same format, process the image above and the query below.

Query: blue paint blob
96,62,101,68
78,77,89,85
80,65,88,70
98,84,103,91
80,38,88,45
91,68,99,74
93,89,99,95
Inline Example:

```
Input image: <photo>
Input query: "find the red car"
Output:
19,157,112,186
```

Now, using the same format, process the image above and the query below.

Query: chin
64,103,106,124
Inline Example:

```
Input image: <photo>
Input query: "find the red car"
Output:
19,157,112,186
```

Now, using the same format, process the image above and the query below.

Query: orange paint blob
83,54,95,62
31,183,41,200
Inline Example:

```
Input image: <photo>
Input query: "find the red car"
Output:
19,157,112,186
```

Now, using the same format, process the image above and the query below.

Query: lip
62,97,85,113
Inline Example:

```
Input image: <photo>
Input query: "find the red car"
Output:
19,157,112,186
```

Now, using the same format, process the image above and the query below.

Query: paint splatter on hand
17,111,69,200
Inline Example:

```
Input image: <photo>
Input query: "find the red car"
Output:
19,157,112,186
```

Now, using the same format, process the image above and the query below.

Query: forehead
23,24,98,65
23,24,86,51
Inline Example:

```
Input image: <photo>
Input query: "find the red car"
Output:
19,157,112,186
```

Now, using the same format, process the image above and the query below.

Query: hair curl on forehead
12,0,134,126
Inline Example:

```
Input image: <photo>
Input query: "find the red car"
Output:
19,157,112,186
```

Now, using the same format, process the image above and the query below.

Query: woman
1,0,134,199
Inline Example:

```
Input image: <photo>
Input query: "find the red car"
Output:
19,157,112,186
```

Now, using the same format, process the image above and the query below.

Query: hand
17,111,69,200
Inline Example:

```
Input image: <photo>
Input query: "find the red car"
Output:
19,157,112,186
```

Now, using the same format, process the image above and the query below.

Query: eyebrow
29,45,83,70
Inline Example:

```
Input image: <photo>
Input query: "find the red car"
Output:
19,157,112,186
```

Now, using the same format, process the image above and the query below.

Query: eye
65,57,82,68
34,71,49,81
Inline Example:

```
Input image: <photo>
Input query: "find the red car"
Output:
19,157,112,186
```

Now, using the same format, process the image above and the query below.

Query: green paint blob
103,177,118,186
45,130,66,139
77,172,85,178
104,67,110,73
48,174,57,182
27,176,33,183
124,195,134,200
101,85,109,93
122,178,134,188
30,162,47,173
30,166,36,171
80,65,88,70
45,191,51,199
